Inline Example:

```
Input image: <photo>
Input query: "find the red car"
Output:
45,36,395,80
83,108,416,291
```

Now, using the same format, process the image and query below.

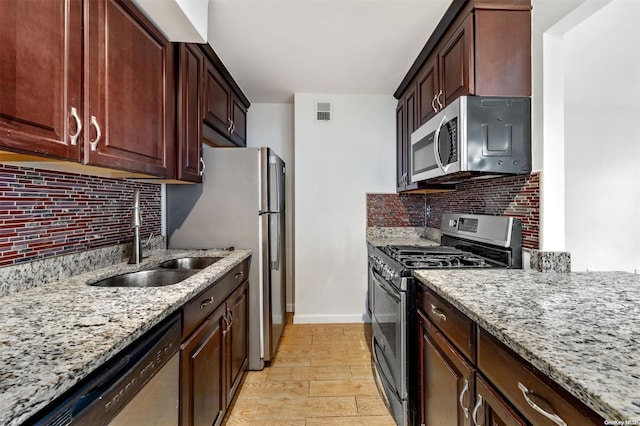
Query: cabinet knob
69,107,82,146
89,116,101,152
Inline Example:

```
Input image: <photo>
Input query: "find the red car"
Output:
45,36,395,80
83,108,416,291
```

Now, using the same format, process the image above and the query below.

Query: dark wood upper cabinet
395,99,406,190
204,61,232,137
84,0,175,177
417,56,439,125
0,0,82,160
176,43,204,183
394,0,532,193
438,14,473,108
200,44,250,147
229,97,247,147
0,0,176,178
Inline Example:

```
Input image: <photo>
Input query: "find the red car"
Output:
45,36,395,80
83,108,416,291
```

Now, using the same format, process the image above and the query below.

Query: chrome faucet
128,189,143,264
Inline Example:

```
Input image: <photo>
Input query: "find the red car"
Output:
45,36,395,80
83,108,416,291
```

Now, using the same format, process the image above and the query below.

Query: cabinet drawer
477,328,604,426
417,283,475,362
182,259,249,338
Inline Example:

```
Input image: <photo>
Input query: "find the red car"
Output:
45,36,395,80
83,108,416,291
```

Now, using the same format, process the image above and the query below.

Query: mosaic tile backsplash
0,164,162,268
367,172,540,249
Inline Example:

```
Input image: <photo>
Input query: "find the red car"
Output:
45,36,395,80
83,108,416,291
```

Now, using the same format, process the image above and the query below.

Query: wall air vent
315,101,332,122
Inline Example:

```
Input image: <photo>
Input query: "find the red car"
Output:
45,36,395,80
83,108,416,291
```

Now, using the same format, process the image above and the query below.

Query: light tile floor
223,319,396,425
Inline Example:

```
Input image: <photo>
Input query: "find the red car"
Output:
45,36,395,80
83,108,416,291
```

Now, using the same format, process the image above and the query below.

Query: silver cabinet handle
227,118,232,132
227,309,233,329
230,120,235,134
200,157,205,176
431,94,438,113
199,296,214,309
89,116,101,151
436,89,444,109
430,303,447,322
222,313,229,335
459,379,470,419
234,271,243,280
518,382,567,426
472,395,483,426
69,107,82,146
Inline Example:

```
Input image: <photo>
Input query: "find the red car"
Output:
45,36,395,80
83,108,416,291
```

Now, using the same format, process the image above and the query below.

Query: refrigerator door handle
269,161,281,212
271,213,281,270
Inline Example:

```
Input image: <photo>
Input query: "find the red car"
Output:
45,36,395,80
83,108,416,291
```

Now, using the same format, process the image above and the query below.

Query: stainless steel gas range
367,213,523,426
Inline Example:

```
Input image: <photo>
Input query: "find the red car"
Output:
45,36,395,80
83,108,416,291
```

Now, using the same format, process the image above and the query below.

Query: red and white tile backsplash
0,164,161,267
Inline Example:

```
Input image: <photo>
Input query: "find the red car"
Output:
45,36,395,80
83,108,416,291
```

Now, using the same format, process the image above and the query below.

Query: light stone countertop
414,269,640,422
0,248,251,426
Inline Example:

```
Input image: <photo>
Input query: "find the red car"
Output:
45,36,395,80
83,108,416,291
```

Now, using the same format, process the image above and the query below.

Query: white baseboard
293,313,371,324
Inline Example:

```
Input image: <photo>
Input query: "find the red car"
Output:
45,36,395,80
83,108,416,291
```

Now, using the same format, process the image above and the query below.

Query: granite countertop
366,235,440,248
0,248,251,426
413,269,640,421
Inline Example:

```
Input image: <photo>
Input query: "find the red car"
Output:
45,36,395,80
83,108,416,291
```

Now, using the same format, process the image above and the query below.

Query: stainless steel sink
89,270,198,287
156,257,223,270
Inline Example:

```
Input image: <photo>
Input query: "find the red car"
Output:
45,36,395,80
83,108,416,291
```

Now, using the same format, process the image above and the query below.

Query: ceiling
206,0,452,103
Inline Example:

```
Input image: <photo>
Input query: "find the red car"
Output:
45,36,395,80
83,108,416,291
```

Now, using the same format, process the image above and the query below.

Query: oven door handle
372,337,401,400
371,270,400,302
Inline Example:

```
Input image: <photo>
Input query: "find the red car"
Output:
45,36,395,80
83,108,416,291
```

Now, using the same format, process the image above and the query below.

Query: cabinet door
0,0,82,160
229,97,247,147
204,61,232,138
418,310,474,426
395,99,406,191
474,374,527,426
404,87,417,185
177,43,204,183
85,0,175,177
439,14,474,108
181,304,226,426
226,281,248,402
417,56,439,125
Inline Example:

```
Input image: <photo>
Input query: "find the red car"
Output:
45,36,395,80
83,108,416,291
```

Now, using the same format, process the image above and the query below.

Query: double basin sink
90,257,223,288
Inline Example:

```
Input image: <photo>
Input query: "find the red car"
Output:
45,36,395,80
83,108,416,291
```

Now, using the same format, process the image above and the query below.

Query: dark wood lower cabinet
474,374,527,426
180,304,226,426
416,283,606,426
180,274,249,426
418,309,474,426
227,282,248,401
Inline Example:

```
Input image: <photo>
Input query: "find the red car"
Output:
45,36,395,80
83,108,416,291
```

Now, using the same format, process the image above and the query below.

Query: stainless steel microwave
410,96,531,183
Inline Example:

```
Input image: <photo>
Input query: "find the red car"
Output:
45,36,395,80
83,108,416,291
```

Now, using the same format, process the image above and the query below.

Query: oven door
370,268,406,401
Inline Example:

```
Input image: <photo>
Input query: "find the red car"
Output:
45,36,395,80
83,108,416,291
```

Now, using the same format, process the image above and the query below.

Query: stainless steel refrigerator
166,146,286,371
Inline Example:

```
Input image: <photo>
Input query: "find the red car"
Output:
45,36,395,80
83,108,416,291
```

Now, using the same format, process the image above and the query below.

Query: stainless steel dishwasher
31,313,181,426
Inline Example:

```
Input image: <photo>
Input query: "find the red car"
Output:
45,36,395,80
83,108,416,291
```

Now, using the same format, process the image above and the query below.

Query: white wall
294,94,396,323
246,104,296,310
132,0,208,42
563,0,640,272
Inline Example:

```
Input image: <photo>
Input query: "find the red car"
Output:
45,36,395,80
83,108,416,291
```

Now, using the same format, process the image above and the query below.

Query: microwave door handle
433,114,447,172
